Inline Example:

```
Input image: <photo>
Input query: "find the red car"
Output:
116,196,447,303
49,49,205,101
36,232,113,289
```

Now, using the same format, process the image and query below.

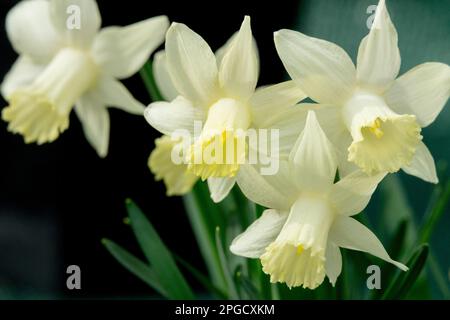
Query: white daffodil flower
1,0,169,157
147,52,199,196
145,16,306,202
231,111,407,289
274,0,450,182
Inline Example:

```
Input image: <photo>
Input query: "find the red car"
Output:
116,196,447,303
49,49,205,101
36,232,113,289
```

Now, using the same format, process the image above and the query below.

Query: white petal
144,96,205,136
1,56,45,99
325,241,342,287
219,16,259,100
289,111,337,192
274,29,356,104
356,0,400,91
216,31,259,70
230,209,287,258
402,142,438,184
330,216,408,271
6,0,61,63
332,131,359,178
250,81,307,127
153,50,178,101
385,62,450,127
93,77,144,115
330,170,386,216
207,177,236,203
237,162,297,211
165,22,220,108
49,0,101,49
75,94,110,157
93,16,169,79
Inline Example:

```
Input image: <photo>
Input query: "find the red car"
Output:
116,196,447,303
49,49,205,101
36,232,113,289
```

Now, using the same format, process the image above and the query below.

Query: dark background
0,0,300,298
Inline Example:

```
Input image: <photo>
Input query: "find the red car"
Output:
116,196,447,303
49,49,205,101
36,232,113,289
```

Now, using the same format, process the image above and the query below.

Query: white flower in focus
231,111,408,289
274,0,450,182
145,17,307,202
1,0,169,157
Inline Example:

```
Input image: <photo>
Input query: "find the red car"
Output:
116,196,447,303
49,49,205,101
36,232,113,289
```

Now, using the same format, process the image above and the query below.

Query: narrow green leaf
215,227,239,299
139,61,164,101
234,267,260,300
126,199,195,300
382,244,429,300
183,182,227,291
428,251,450,299
419,179,450,243
102,239,168,298
174,254,229,300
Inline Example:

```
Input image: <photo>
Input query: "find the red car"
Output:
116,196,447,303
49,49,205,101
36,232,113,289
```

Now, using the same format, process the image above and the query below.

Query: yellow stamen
296,245,304,255
369,118,384,138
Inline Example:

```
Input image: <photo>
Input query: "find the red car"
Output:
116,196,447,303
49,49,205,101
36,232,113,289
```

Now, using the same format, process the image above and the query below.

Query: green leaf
234,266,260,300
428,251,450,299
382,244,429,300
419,179,450,243
102,239,168,298
174,254,229,299
126,199,195,300
215,227,239,299
139,60,164,101
183,182,227,291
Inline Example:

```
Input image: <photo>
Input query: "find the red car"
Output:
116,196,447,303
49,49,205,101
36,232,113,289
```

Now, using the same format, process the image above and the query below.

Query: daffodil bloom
231,111,407,289
1,0,168,157
145,17,307,202
274,0,450,181
147,52,199,196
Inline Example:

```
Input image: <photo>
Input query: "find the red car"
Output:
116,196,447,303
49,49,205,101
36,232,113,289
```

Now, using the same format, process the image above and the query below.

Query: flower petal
93,76,144,115
207,177,236,203
289,111,337,192
250,81,307,127
153,50,178,101
402,142,438,184
237,161,297,211
93,16,169,79
219,16,259,101
330,216,408,271
49,0,101,49
75,94,109,157
274,29,356,104
330,170,386,216
385,62,450,127
144,96,205,136
1,56,45,99
165,22,220,108
356,0,400,91
6,0,61,63
325,241,342,287
230,209,287,258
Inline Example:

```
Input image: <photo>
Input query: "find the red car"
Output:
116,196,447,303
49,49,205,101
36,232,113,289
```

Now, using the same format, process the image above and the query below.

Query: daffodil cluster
2,0,449,290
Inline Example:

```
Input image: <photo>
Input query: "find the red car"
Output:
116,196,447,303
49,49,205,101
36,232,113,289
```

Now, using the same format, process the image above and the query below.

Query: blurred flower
1,0,169,157
231,111,407,289
145,17,307,202
274,0,450,182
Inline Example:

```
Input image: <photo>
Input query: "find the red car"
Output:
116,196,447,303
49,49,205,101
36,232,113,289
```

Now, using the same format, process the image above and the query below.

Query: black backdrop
0,0,300,298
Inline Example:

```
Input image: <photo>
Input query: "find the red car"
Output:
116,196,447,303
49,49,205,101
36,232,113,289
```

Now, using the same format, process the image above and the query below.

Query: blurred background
0,0,448,299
